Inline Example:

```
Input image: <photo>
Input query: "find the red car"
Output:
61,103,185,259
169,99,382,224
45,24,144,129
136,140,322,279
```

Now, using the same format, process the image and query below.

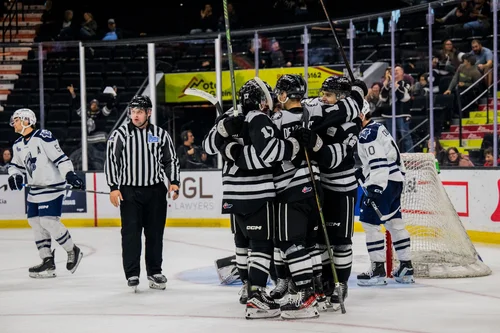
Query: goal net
387,153,492,278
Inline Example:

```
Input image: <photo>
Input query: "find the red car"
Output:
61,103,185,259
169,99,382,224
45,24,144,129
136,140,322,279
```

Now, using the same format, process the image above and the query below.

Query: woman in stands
444,147,474,167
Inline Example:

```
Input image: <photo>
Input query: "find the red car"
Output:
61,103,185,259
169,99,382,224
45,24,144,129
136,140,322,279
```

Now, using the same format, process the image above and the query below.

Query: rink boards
0,169,499,244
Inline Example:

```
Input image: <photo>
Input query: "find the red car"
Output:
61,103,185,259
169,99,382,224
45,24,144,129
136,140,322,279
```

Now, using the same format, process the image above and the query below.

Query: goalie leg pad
215,255,240,285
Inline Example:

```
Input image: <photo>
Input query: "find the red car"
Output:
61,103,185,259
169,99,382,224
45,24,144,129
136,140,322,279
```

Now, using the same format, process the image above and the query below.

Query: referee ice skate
105,95,180,291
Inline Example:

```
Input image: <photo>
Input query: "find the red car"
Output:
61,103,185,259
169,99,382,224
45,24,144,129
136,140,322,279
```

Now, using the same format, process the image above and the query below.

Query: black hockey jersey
203,110,299,215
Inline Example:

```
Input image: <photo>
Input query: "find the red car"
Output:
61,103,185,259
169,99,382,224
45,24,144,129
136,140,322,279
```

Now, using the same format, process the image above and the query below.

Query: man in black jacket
176,130,209,169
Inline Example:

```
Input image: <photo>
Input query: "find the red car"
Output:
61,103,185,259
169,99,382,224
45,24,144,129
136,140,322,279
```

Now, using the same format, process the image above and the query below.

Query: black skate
29,250,56,279
270,278,289,300
128,276,139,292
357,262,387,286
239,281,248,304
245,286,281,319
313,275,328,312
330,282,348,311
66,245,83,274
280,286,319,320
148,274,167,290
393,261,415,284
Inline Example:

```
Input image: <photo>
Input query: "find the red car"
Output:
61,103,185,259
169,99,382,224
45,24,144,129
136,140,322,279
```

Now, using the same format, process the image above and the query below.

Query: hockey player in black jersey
204,78,303,319
305,76,367,311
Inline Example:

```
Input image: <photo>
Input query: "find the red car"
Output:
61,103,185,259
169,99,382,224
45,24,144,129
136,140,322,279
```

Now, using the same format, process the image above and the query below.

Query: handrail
459,68,493,96
2,0,21,44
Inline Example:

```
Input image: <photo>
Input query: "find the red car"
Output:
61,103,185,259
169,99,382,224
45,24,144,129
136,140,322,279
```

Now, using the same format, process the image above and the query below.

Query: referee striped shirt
105,122,180,191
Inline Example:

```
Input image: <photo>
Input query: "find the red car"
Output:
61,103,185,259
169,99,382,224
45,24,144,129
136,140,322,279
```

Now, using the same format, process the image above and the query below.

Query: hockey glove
220,142,243,163
290,127,323,152
364,185,383,206
217,115,245,138
354,168,365,183
352,79,368,97
66,171,85,190
8,174,24,191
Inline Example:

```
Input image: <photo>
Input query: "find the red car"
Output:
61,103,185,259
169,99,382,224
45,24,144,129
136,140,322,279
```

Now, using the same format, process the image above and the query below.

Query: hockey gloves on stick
290,127,323,152
8,174,23,191
66,171,85,190
352,79,368,97
220,142,243,163
354,168,365,183
364,185,383,207
217,115,245,138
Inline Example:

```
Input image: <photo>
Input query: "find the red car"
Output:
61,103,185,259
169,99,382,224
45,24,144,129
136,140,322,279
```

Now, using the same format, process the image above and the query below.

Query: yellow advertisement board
164,66,344,103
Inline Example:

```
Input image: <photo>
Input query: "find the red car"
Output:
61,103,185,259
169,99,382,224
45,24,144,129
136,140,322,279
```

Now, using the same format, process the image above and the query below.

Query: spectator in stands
443,53,481,115
191,4,218,34
427,138,446,166
56,10,75,41
0,148,12,173
470,39,493,86
102,18,123,40
412,73,430,97
438,40,460,72
444,147,474,167
366,82,383,114
270,40,291,68
80,12,98,39
34,0,58,42
380,65,414,153
436,1,473,24
483,147,500,167
176,130,209,169
218,2,239,31
464,0,491,34
68,84,117,141
236,41,268,69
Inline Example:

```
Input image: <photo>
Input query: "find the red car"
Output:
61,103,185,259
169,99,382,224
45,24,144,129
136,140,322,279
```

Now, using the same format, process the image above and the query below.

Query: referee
104,95,180,291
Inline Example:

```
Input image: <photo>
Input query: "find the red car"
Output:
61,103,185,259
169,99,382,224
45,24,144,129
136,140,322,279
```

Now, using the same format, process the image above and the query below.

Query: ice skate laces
239,282,248,297
274,278,288,294
67,250,75,264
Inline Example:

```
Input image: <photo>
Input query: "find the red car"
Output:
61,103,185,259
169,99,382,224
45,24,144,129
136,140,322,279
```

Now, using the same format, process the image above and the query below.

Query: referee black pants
119,183,168,279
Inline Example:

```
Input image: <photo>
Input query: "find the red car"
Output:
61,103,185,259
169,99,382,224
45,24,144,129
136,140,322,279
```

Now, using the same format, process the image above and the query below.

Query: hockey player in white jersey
356,102,415,286
8,108,85,278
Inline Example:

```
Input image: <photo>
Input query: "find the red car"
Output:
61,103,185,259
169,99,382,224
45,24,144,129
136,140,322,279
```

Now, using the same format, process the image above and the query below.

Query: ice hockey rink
1,227,499,333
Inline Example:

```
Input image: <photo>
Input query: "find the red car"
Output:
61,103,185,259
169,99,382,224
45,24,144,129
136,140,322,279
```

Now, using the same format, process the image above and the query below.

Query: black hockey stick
222,0,238,116
183,88,224,116
303,149,346,314
23,183,110,195
318,0,355,82
356,178,384,220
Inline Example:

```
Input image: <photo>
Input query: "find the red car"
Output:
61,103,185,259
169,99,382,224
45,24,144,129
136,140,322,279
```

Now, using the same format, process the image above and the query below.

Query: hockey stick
253,76,273,112
356,178,384,220
222,0,239,116
318,0,355,82
303,149,346,314
23,184,110,195
184,88,224,116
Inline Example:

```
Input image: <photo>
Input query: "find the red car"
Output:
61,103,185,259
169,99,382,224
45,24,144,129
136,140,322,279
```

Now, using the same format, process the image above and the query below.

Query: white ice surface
1,227,499,333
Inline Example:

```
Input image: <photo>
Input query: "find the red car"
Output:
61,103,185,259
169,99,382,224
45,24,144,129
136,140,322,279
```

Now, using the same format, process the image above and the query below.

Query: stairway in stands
440,94,500,155
0,1,43,108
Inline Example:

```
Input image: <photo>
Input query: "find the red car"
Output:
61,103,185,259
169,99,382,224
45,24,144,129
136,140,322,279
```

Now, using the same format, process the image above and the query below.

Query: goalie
355,102,415,286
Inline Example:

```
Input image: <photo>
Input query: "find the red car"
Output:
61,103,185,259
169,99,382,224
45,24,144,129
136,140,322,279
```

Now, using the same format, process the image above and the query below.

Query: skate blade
395,275,415,284
29,270,56,279
148,281,166,290
316,300,329,312
69,251,83,274
281,308,319,320
357,277,387,286
245,308,281,319
129,285,139,293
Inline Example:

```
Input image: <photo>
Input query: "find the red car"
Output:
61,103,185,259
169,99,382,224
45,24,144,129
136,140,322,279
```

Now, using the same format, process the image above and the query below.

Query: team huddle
205,74,415,320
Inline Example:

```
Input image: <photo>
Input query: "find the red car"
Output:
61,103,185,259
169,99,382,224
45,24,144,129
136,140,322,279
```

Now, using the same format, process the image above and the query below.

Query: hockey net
386,153,492,278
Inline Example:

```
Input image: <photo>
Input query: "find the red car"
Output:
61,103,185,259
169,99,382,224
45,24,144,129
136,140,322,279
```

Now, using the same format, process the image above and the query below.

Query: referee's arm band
110,185,119,192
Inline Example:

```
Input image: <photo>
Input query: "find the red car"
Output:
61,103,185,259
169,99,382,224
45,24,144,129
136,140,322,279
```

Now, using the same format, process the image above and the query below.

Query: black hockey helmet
129,95,152,110
321,76,351,95
274,74,307,100
238,78,273,114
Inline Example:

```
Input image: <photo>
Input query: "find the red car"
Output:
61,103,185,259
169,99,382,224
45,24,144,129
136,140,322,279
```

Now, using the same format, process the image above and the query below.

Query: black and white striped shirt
105,122,180,191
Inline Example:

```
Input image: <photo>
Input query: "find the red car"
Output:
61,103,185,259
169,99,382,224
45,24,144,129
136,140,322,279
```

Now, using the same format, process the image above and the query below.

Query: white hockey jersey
357,120,405,191
9,129,74,203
